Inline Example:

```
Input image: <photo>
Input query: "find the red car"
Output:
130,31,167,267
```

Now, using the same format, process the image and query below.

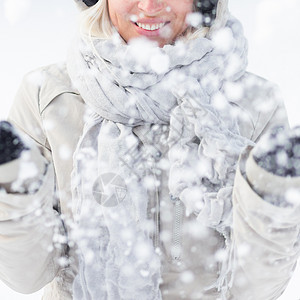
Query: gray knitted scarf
67,17,253,300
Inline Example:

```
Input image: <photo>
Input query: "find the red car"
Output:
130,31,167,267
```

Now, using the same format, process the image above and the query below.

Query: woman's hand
0,121,27,165
253,126,300,177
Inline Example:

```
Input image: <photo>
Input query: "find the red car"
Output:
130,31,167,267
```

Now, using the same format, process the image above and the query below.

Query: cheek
173,2,193,29
167,0,193,13
107,0,131,28
181,1,194,18
169,1,193,27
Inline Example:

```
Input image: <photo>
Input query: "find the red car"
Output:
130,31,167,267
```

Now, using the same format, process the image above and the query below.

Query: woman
0,0,299,299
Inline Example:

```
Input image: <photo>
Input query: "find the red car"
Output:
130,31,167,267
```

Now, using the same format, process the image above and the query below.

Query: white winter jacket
0,63,299,300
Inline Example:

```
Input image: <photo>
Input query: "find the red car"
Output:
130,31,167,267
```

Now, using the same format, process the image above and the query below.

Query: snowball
180,270,195,283
59,144,72,160
134,241,152,261
215,249,227,262
186,13,203,28
285,188,300,206
140,269,150,277
150,53,170,74
223,82,244,101
212,27,234,54
130,14,138,23
57,257,69,267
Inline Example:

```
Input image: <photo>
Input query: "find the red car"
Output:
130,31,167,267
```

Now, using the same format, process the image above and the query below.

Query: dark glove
0,121,27,165
253,126,300,177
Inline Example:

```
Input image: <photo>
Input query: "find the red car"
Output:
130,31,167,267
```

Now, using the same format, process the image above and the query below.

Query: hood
73,0,229,34
209,0,229,34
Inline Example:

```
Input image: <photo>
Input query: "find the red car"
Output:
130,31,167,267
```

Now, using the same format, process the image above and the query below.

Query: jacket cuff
0,162,54,221
0,144,45,187
245,147,300,205
234,146,300,226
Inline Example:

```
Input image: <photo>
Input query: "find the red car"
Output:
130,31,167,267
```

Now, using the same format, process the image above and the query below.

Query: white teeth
136,22,165,31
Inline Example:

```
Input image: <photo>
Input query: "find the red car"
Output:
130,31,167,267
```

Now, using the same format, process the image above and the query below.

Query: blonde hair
79,0,211,41
79,0,112,39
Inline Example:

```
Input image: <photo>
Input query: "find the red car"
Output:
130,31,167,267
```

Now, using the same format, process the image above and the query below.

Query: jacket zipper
154,189,160,249
153,172,160,249
170,195,183,261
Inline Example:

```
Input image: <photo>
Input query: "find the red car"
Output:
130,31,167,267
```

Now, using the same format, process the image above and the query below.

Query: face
107,0,194,47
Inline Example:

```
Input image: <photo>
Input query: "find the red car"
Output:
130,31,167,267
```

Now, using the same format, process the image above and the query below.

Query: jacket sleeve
231,147,300,300
230,83,300,300
0,74,66,294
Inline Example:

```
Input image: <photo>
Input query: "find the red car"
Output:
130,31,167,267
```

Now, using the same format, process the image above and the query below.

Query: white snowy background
0,0,299,299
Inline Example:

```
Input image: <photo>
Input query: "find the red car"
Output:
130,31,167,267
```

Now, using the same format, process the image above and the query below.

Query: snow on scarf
67,16,253,300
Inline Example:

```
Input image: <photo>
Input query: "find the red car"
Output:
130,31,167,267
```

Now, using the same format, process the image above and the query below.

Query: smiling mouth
135,22,168,31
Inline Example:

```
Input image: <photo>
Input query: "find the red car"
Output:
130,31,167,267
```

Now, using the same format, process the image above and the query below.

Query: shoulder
230,72,289,142
8,63,82,148
234,72,281,108
21,63,80,114
231,72,281,118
